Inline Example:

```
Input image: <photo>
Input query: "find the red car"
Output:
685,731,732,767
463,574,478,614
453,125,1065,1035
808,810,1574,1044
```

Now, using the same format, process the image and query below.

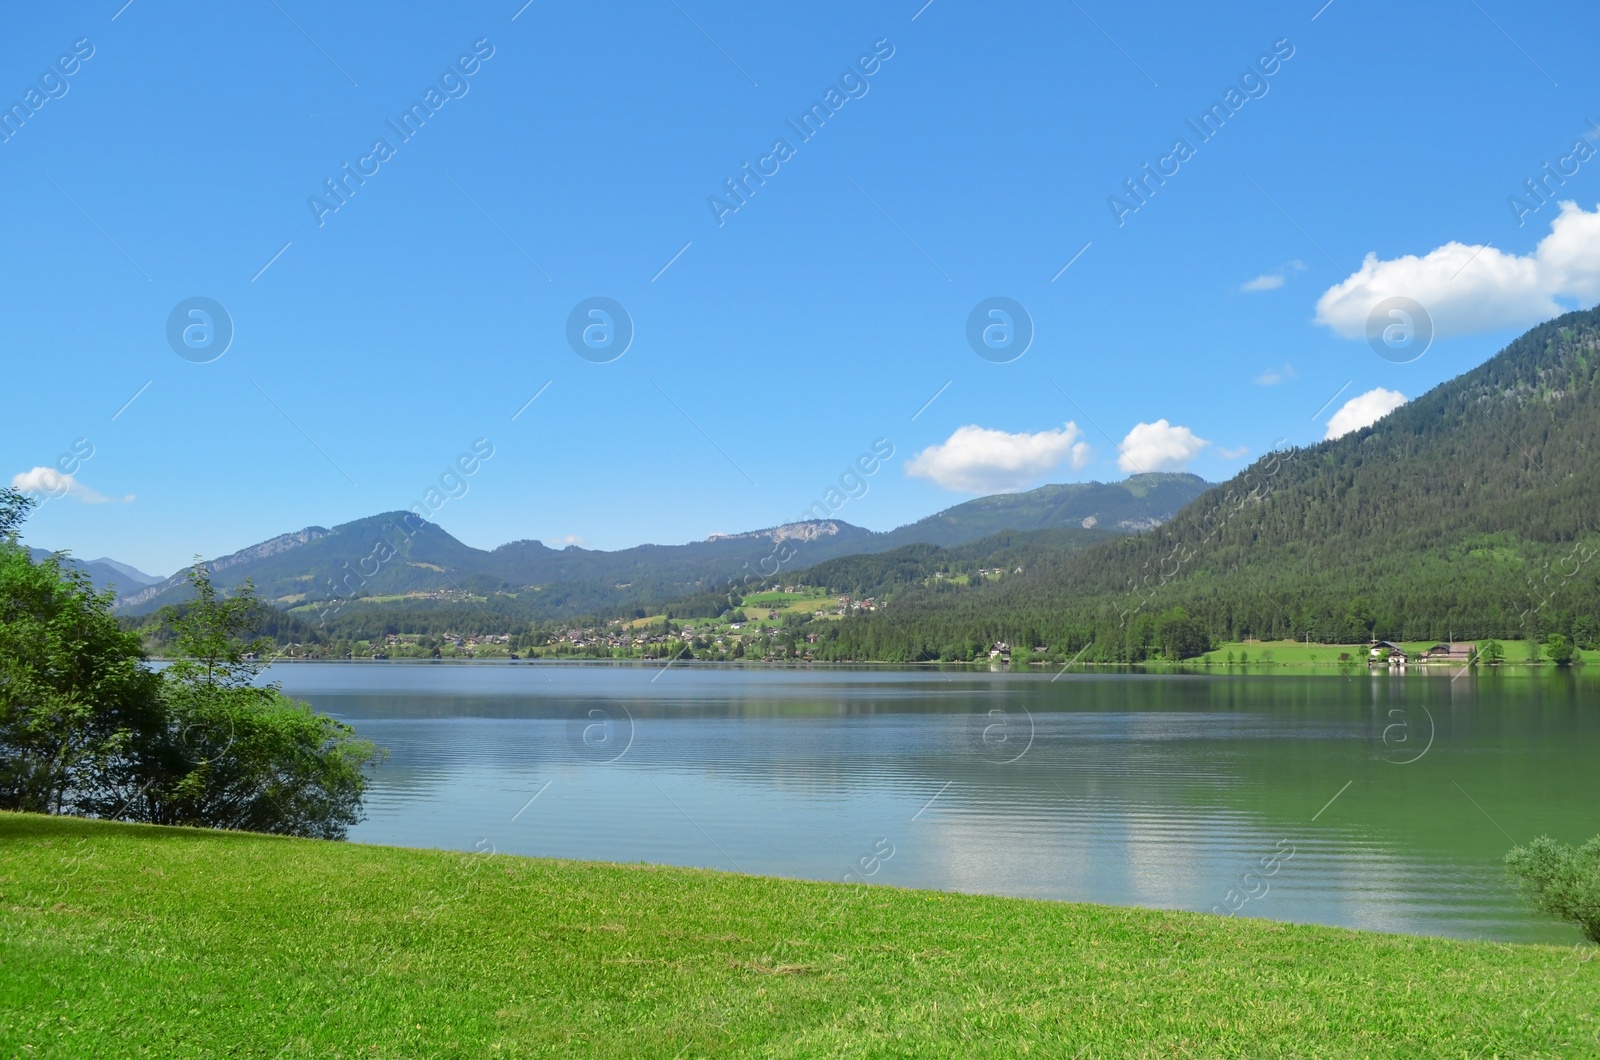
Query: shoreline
228,650,1593,675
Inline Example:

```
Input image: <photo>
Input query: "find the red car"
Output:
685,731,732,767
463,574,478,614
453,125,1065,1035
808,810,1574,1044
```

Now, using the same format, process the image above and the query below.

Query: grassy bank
1187,638,1600,670
2,813,1595,1057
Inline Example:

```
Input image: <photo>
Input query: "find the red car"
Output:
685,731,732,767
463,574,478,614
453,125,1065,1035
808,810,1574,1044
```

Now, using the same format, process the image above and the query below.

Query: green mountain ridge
811,307,1600,662
874,473,1207,546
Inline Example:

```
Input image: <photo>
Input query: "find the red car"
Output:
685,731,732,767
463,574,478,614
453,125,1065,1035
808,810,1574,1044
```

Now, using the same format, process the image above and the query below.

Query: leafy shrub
1505,835,1600,942
1543,633,1575,666
134,683,378,840
129,564,382,838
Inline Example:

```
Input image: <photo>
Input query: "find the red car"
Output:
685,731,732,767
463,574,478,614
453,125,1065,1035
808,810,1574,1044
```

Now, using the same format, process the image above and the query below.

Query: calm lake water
267,662,1600,944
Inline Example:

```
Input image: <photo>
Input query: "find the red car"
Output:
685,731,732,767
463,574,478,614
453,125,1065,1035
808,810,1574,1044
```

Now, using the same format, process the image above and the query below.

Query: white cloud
906,423,1091,493
1254,363,1297,386
549,534,587,548
1240,260,1305,293
1118,420,1209,473
1325,387,1407,440
11,467,132,504
1216,445,1250,459
1315,202,1600,339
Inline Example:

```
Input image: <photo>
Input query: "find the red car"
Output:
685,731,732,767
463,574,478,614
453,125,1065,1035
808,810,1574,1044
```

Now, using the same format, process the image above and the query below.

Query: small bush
1544,633,1575,667
1505,835,1600,942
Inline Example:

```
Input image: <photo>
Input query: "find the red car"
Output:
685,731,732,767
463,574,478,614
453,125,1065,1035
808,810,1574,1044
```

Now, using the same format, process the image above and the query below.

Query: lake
267,661,1600,944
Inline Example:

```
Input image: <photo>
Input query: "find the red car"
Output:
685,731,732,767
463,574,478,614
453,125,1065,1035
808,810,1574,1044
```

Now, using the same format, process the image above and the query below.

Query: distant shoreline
231,650,1592,675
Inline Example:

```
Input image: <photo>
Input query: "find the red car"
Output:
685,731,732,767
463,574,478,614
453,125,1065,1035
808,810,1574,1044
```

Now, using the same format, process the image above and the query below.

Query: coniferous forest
805,308,1600,662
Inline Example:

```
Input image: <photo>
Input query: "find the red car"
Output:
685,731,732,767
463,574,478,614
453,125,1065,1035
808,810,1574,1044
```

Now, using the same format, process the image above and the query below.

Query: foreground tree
1505,835,1600,943
115,565,383,839
0,487,31,538
0,498,381,840
0,492,163,816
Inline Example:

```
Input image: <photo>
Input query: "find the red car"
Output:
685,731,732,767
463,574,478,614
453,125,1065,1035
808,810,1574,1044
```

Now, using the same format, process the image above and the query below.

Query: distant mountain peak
25,549,164,602
883,473,1213,549
1122,470,1206,488
212,527,330,569
118,525,331,609
706,520,862,544
492,538,553,554
83,557,162,585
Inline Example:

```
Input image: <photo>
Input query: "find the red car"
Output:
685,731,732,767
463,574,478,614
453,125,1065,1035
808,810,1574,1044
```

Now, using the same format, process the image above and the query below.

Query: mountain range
92,472,1209,625
27,549,162,598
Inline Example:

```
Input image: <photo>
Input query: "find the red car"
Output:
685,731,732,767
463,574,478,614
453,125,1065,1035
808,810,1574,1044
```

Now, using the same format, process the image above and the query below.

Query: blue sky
6,0,1600,575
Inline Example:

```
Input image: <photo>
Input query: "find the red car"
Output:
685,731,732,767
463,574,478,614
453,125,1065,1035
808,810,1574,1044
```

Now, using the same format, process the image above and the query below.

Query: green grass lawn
2,813,1596,1057
1193,639,1600,669
740,591,814,607
740,592,840,617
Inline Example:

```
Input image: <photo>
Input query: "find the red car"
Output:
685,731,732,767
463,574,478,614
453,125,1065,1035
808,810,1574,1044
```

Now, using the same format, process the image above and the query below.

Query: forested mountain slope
815,307,1600,662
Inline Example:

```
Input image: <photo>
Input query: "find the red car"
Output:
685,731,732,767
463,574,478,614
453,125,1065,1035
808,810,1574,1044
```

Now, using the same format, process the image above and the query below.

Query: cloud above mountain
906,424,1091,493
1325,387,1407,439
11,467,132,504
1117,420,1208,472
1315,202,1600,339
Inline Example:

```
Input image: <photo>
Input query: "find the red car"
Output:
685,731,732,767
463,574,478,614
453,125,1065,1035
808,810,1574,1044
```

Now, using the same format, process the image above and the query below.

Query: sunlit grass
2,812,1595,1057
